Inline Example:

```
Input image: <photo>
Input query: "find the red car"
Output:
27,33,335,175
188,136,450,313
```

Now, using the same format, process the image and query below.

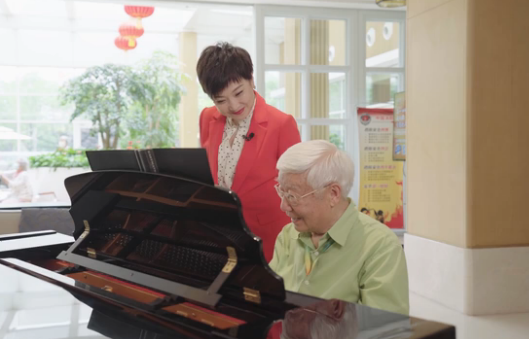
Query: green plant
60,53,187,150
29,148,89,169
329,133,344,149
60,64,144,149
124,51,187,148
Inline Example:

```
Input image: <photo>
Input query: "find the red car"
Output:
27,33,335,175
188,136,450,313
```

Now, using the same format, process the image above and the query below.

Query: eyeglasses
274,184,326,207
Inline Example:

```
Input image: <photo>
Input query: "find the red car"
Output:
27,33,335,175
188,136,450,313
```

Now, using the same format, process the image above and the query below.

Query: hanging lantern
124,6,155,29
115,36,137,51
119,22,144,47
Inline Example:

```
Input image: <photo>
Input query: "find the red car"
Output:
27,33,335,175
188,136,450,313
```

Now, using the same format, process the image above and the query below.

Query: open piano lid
58,169,285,309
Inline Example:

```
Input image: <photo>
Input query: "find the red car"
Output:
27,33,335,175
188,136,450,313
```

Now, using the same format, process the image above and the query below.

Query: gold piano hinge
222,246,237,273
102,285,113,292
243,287,261,304
176,310,188,317
87,247,96,259
80,220,91,239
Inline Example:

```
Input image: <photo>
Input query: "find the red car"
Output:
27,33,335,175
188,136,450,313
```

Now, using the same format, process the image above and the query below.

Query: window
0,2,403,209
259,12,350,152
362,15,405,108
0,1,253,209
255,6,405,201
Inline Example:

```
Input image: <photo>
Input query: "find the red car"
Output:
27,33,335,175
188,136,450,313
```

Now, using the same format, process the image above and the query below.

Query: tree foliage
125,51,187,148
60,52,186,150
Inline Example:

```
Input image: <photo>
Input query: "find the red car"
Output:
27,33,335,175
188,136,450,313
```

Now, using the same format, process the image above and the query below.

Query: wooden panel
406,0,469,247
467,0,529,247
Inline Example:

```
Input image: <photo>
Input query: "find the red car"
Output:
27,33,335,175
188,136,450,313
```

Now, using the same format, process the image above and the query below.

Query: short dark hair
360,208,368,212
196,42,253,98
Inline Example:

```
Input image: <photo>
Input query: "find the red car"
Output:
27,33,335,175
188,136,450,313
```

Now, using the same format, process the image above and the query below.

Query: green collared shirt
269,199,409,315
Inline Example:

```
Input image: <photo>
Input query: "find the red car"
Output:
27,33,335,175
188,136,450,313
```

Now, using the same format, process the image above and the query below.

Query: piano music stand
86,148,214,186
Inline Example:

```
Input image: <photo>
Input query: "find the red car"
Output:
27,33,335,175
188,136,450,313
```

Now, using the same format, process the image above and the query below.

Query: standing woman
197,42,301,262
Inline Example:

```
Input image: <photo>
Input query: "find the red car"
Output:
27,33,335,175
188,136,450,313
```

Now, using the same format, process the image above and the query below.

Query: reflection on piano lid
0,149,456,339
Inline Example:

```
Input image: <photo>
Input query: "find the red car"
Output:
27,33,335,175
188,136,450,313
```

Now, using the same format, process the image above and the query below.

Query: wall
406,0,469,247
467,0,529,248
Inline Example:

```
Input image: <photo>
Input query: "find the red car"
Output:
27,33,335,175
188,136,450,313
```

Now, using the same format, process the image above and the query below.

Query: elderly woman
197,42,300,261
0,158,33,203
269,140,409,315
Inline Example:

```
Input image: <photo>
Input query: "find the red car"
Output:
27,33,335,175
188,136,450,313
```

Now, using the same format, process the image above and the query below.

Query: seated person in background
0,158,33,203
269,140,409,315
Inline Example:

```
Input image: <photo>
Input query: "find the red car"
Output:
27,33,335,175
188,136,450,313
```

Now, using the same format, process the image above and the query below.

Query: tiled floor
410,292,529,339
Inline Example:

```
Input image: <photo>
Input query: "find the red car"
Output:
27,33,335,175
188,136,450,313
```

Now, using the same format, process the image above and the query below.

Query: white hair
17,158,29,171
277,140,354,198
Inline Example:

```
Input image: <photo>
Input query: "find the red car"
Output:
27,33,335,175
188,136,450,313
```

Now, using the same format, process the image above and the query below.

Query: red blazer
199,93,300,262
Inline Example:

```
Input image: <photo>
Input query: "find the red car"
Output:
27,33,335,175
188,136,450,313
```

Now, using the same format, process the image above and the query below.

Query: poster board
357,108,404,229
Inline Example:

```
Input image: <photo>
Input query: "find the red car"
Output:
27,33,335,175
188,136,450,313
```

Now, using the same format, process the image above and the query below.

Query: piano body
0,169,456,339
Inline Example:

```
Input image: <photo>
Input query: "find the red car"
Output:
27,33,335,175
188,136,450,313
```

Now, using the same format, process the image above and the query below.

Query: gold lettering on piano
222,246,237,273
243,288,261,304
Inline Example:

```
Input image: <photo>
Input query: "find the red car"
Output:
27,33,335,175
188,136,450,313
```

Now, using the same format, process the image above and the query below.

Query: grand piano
0,150,456,339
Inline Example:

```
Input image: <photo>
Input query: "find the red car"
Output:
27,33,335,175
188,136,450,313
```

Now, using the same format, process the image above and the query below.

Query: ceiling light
376,0,406,8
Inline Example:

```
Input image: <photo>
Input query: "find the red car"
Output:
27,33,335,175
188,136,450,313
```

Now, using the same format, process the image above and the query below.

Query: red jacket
199,93,300,262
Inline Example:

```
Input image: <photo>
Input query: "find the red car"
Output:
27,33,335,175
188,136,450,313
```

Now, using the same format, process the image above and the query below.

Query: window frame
254,6,405,203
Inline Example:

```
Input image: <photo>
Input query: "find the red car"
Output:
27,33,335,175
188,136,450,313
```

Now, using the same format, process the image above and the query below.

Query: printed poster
393,92,406,161
357,108,404,229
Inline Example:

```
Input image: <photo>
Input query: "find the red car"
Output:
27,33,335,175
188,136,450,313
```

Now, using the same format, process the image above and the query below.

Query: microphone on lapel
242,132,255,141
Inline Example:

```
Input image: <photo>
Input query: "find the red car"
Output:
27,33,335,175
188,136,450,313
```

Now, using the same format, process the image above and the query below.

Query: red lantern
124,6,155,29
115,36,136,51
119,22,144,47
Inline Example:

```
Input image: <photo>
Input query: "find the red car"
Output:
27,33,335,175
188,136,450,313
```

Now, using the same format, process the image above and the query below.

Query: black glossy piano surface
0,170,456,339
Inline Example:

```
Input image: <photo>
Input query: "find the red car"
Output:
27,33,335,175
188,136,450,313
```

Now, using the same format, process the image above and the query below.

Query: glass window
20,96,73,121
306,125,345,150
310,19,346,66
265,17,302,65
0,96,16,120
0,123,18,152
0,1,257,208
0,66,17,94
366,73,400,106
264,71,302,118
309,72,346,119
366,22,401,68
20,123,72,152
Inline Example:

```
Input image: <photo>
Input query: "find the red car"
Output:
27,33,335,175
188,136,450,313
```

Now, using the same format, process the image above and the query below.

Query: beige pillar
178,32,199,147
329,20,345,66
405,0,529,315
309,20,329,140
